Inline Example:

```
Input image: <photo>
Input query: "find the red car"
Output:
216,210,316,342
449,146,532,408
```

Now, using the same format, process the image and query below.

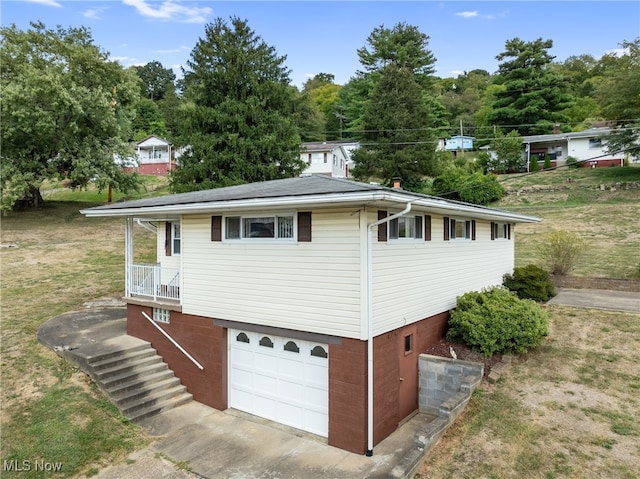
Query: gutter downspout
365,201,412,456
135,218,158,234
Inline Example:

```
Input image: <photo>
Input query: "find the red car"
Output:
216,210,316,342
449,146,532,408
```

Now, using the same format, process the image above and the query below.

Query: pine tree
171,17,304,192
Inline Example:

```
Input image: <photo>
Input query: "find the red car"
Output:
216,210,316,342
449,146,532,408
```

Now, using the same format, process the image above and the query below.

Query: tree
489,38,574,135
303,73,343,140
490,130,525,173
133,60,176,101
131,98,168,140
171,17,305,192
351,64,440,190
0,22,141,210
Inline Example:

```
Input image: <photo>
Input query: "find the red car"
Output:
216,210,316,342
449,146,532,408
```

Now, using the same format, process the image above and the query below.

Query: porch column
125,217,134,297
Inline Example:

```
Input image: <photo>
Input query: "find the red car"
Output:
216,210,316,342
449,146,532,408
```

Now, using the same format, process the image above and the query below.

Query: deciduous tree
0,22,140,210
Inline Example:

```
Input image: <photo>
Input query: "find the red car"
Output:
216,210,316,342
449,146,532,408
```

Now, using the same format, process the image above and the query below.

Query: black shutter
471,220,476,240
443,217,450,241
211,216,222,241
378,210,387,242
165,222,172,256
491,222,495,240
297,212,312,242
424,215,431,241
508,223,512,240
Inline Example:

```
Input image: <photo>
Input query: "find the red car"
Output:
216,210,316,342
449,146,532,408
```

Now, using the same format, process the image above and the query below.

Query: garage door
228,329,329,437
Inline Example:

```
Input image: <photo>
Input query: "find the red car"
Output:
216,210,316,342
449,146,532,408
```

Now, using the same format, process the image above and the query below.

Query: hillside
494,165,640,279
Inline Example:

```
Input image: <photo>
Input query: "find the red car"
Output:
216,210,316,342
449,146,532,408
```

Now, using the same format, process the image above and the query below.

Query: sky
2,0,639,88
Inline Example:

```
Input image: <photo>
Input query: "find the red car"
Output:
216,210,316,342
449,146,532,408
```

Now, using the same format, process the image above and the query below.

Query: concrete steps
86,341,192,422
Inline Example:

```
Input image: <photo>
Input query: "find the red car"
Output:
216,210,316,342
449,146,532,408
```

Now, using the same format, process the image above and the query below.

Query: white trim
223,212,296,242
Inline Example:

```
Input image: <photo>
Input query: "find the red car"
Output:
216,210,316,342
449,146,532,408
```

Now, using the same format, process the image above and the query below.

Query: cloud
24,0,62,7
122,0,212,23
83,7,107,19
456,11,478,18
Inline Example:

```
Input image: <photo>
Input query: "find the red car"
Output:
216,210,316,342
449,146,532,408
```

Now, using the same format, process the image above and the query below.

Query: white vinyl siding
371,212,514,336
181,210,361,338
157,222,181,271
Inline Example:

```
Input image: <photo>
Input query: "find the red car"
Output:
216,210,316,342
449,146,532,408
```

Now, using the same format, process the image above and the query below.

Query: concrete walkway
548,288,640,313
37,301,435,479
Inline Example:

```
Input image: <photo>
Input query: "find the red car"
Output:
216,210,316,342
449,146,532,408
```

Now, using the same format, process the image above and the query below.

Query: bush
447,287,550,357
503,264,556,302
543,154,552,169
536,230,586,275
431,167,506,205
530,159,539,172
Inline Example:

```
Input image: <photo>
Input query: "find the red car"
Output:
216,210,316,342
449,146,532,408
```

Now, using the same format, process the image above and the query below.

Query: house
128,135,176,176
300,141,359,177
81,175,539,455
522,128,624,170
444,135,475,151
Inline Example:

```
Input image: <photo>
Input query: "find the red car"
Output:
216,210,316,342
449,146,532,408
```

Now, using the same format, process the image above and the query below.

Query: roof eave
81,191,540,223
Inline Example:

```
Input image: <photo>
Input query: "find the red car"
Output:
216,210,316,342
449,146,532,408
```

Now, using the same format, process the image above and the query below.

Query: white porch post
125,217,134,297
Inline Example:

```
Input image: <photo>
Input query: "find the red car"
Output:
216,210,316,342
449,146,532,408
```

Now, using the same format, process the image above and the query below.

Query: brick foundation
127,304,227,410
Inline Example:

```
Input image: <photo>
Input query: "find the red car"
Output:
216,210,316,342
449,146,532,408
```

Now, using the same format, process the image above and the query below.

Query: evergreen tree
351,64,439,190
489,38,574,135
133,60,176,101
172,17,304,192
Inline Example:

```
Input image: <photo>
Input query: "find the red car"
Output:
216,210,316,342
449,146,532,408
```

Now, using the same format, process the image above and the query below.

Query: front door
398,326,418,422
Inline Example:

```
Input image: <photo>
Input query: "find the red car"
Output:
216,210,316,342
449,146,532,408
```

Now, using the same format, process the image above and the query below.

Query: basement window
153,308,170,324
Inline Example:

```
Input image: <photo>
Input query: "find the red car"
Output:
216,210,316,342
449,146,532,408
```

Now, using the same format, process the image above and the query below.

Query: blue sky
3,1,639,87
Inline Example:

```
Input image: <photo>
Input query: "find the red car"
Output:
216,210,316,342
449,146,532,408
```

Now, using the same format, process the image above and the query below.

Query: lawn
417,306,640,479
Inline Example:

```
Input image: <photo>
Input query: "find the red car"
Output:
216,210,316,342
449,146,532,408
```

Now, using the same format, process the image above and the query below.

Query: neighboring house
522,128,624,170
82,176,539,455
301,141,359,177
444,135,475,151
129,135,176,176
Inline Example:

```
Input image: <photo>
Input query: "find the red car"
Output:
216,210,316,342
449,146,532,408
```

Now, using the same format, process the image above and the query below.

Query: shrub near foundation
447,287,550,357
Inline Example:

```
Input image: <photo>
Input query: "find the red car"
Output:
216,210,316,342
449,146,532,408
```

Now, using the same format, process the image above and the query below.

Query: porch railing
127,263,180,301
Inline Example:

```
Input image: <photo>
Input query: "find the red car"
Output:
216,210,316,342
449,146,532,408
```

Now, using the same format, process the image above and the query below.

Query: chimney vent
393,177,401,189
553,123,560,134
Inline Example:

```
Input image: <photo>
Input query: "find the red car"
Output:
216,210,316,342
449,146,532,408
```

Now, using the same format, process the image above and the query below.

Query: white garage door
228,329,329,437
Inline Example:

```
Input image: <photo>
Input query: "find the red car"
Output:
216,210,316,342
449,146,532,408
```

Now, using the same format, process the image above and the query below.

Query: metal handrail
141,311,204,370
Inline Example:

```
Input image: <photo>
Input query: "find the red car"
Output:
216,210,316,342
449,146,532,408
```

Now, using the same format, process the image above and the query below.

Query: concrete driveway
548,288,640,313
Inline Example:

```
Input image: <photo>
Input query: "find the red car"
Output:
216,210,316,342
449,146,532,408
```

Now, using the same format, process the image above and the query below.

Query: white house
522,128,625,169
82,175,539,455
300,141,359,177
130,135,176,176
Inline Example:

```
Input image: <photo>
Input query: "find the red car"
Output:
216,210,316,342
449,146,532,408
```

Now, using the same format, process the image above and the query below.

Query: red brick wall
328,338,367,454
327,311,450,454
126,304,227,410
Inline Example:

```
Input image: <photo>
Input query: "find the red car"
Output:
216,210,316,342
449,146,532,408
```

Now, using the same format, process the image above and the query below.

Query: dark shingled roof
88,175,386,211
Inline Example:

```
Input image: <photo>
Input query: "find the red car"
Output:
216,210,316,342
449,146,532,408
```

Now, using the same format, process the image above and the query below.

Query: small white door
228,329,329,437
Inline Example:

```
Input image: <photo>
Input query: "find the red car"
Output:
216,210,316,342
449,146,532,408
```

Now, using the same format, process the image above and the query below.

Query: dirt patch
424,339,502,378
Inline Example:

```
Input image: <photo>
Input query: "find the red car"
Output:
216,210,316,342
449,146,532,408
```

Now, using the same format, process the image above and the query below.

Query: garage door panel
229,329,328,437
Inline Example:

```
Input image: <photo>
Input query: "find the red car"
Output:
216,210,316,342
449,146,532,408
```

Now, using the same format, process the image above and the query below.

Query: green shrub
503,264,556,302
565,156,580,169
543,154,552,169
447,287,550,357
536,230,586,276
530,159,539,172
431,167,506,205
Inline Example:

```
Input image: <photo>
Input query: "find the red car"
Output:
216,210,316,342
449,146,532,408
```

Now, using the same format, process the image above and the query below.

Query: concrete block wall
418,354,483,416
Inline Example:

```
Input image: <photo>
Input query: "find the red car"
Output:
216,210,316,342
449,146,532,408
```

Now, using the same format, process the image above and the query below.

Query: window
589,138,602,149
284,341,300,353
148,149,162,159
404,334,413,353
307,153,312,165
450,219,472,240
310,345,328,358
172,223,181,254
166,222,181,256
389,215,423,240
333,155,337,166
259,336,274,348
236,332,250,343
225,214,294,240
153,308,170,324
492,222,509,240
323,152,328,163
